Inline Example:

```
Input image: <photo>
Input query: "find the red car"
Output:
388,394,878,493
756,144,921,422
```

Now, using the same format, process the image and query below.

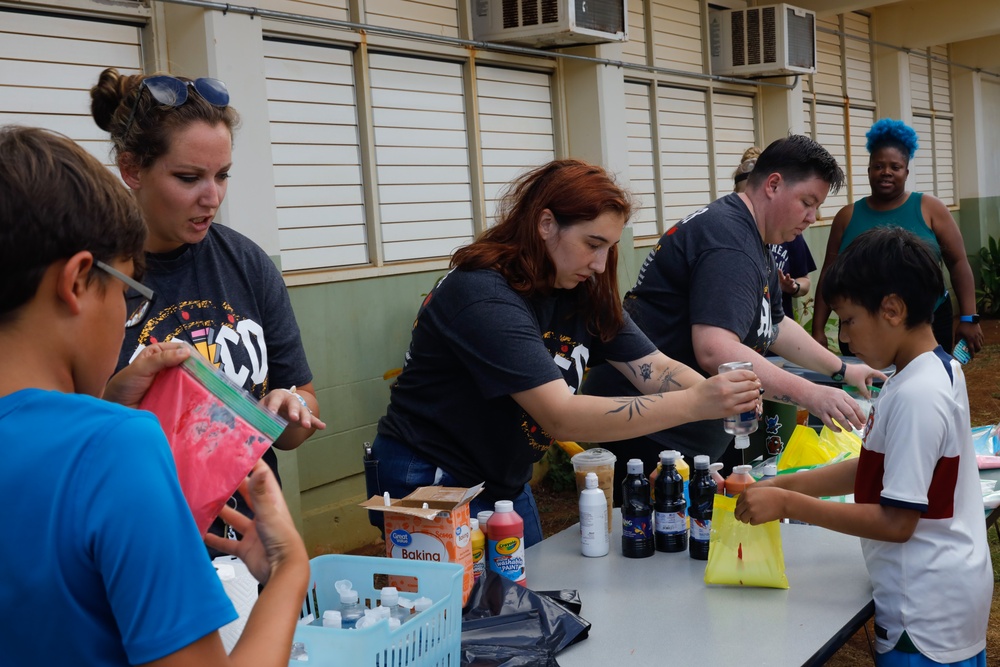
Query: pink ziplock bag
138,342,286,534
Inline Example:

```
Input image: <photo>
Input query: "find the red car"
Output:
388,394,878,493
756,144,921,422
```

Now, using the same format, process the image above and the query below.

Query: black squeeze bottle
621,458,654,558
688,454,717,560
653,450,687,553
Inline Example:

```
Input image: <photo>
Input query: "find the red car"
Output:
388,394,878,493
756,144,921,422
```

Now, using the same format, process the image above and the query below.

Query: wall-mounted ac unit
471,0,626,48
709,4,816,77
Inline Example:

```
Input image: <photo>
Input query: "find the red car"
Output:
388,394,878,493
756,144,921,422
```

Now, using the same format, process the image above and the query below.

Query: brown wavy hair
90,67,240,169
451,159,632,342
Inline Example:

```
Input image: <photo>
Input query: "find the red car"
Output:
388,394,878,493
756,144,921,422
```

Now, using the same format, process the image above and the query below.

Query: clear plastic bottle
688,455,717,560
621,458,654,558
718,361,758,451
653,451,687,553
334,580,364,629
380,586,409,622
579,471,610,557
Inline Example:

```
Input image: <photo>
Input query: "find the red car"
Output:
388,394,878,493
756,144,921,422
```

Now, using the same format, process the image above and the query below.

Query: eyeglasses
94,260,155,328
123,75,230,137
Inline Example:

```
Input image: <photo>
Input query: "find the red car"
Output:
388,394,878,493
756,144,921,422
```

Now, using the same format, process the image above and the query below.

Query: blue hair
865,118,919,160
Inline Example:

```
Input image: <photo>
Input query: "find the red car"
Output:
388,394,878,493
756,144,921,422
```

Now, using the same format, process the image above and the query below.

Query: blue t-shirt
0,390,236,665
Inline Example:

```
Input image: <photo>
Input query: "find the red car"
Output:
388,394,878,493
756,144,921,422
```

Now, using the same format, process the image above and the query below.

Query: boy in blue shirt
736,226,991,666
0,126,309,666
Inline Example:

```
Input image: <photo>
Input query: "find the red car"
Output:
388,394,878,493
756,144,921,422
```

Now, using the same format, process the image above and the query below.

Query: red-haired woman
366,160,760,546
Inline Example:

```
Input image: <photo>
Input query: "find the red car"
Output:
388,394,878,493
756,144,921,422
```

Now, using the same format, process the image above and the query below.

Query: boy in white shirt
736,226,991,667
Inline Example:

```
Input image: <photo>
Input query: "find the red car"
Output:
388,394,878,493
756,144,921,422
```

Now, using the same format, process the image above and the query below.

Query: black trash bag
460,572,590,667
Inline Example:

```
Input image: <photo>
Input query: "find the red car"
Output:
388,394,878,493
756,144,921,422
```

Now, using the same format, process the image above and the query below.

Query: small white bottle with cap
322,610,342,629
334,580,364,629
579,471,610,557
380,586,409,622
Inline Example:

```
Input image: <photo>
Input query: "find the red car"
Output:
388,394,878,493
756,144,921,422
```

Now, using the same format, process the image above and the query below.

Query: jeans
364,433,544,548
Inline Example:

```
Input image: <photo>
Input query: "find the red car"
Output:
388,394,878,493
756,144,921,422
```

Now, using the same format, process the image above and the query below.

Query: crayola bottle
487,501,526,586
470,518,486,582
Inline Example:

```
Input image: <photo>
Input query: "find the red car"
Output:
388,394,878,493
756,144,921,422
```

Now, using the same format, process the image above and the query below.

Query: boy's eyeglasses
94,260,155,328
123,75,230,137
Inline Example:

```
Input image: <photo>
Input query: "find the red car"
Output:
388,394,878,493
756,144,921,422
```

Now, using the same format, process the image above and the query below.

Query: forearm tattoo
606,395,658,420
656,367,682,393
626,360,654,382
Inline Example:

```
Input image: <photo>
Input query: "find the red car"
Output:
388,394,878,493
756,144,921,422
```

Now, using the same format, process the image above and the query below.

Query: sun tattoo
606,395,658,420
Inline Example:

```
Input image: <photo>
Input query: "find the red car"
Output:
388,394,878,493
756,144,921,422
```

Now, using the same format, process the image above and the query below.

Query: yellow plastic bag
704,494,789,589
777,424,861,472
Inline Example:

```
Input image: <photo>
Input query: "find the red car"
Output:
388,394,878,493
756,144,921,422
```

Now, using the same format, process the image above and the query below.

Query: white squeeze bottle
579,472,610,557
718,361,758,450
334,580,364,629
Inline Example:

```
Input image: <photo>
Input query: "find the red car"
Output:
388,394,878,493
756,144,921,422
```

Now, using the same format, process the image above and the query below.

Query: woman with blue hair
811,118,983,358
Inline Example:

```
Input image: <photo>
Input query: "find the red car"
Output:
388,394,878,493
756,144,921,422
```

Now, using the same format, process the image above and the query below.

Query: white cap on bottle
763,463,778,477
660,450,677,465
585,471,599,489
413,596,434,613
735,434,750,449
626,458,644,474
322,610,342,628
380,586,399,607
477,510,493,525
693,455,710,470
340,589,359,604
495,500,514,513
471,518,480,532
733,464,753,475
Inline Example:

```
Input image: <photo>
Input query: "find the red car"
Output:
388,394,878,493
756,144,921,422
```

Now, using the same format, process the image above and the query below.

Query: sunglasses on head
123,75,230,137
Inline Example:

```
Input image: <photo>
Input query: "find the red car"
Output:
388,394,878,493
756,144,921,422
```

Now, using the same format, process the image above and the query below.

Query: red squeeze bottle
487,501,526,586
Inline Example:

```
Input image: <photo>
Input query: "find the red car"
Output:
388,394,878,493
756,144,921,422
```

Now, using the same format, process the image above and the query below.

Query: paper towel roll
213,556,259,653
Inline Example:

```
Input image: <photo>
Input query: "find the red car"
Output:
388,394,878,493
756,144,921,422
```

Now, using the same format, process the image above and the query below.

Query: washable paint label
654,510,686,536
622,516,652,540
389,531,447,562
488,537,525,583
691,518,711,542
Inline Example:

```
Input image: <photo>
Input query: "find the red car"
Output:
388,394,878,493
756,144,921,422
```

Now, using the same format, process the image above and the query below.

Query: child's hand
734,485,787,525
101,342,190,408
259,385,326,432
205,460,308,585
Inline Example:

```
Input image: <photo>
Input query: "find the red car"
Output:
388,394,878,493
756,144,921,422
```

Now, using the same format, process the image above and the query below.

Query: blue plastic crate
290,554,463,667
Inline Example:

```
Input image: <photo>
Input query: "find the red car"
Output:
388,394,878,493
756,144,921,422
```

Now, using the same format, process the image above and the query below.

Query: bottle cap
477,510,493,526
709,462,723,472
334,579,353,595
733,464,752,475
693,455,710,470
340,589,359,604
763,463,778,477
413,596,434,612
734,434,750,449
659,450,677,465
585,471,599,489
398,597,414,611
626,458,644,475
380,586,399,606
322,610,342,628
495,500,514,513
471,518,480,532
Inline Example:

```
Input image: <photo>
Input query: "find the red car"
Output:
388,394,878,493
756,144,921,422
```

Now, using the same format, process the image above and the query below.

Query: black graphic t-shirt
378,268,655,501
117,224,311,545
582,193,782,461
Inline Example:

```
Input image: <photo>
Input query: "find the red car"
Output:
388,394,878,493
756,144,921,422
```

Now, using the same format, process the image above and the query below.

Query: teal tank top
838,193,941,261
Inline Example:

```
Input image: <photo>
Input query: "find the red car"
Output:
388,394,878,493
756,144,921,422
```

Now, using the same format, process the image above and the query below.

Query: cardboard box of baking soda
361,484,483,604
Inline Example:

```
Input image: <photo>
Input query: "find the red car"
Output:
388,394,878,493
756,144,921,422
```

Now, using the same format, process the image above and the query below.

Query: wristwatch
831,361,848,383
959,314,980,324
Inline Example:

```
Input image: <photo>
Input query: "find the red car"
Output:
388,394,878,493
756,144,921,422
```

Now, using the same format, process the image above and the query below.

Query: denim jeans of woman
365,433,544,548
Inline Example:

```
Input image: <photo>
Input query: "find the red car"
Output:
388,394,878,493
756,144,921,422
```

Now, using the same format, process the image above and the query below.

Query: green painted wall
284,268,447,555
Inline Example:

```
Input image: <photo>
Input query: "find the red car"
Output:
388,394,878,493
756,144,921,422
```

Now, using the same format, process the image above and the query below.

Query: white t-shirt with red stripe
855,347,991,662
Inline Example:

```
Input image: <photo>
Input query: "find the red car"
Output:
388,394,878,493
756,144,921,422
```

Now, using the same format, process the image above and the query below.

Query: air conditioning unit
471,0,626,48
709,4,816,77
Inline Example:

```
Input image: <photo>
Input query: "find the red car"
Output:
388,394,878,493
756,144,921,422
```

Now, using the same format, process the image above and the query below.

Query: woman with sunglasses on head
91,68,324,548
366,159,762,547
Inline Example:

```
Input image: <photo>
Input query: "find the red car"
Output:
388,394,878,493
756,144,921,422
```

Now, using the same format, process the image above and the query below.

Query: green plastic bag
704,494,789,589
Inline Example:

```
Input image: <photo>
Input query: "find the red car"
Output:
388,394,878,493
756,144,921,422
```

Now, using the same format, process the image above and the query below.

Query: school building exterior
3,0,999,553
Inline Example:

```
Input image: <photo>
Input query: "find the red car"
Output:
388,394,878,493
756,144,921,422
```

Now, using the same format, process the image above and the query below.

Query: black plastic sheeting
460,572,591,667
